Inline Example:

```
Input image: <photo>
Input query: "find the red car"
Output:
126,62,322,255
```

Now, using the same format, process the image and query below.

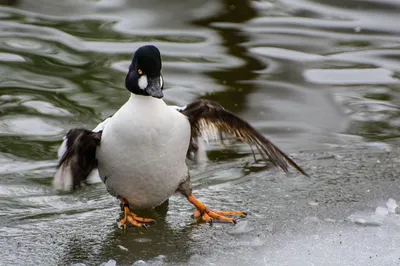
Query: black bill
145,76,163,99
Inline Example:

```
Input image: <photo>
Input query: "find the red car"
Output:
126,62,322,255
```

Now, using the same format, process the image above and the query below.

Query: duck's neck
128,93,166,107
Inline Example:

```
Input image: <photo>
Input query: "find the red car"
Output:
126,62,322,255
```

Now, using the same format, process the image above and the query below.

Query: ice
132,255,166,266
304,216,320,224
386,198,397,213
117,245,128,252
347,205,390,226
375,206,389,216
98,200,400,266
185,199,400,266
228,221,254,235
256,200,400,266
100,260,116,266
132,260,147,266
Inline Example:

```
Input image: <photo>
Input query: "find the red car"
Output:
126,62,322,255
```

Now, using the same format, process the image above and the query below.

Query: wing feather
53,128,101,191
181,99,308,176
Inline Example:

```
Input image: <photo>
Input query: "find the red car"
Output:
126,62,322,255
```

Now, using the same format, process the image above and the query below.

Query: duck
53,45,308,227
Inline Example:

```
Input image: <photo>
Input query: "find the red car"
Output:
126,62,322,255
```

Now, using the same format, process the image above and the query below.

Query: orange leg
186,194,247,224
119,199,155,228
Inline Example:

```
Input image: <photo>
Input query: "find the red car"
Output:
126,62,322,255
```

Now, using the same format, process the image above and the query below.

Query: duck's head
125,45,164,99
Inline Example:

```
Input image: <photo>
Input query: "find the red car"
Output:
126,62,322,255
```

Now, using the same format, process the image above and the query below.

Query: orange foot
119,199,155,228
186,194,247,224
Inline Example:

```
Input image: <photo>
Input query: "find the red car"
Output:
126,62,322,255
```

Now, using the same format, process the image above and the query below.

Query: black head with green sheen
125,45,164,98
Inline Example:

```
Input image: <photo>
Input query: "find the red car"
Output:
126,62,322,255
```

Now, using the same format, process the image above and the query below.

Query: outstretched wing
57,117,111,159
53,128,102,191
181,99,308,176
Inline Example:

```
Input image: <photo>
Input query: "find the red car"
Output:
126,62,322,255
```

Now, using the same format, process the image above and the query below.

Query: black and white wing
181,99,308,176
53,128,101,191
53,118,110,191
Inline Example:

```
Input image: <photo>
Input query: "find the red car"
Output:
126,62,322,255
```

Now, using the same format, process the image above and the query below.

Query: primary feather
181,99,308,176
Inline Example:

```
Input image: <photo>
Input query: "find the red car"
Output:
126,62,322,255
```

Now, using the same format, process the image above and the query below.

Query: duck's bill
145,77,163,99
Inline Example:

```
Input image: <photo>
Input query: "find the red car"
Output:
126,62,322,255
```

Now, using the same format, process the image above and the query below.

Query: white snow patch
132,261,147,266
386,198,398,213
100,260,116,266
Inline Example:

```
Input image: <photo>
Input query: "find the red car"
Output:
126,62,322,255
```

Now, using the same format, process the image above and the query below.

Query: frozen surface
257,199,400,266
119,199,400,266
3,147,400,266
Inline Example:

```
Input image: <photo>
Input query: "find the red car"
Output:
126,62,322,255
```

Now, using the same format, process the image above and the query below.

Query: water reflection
57,201,196,265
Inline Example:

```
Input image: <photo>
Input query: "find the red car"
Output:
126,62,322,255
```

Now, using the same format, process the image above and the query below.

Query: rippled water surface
1,0,400,265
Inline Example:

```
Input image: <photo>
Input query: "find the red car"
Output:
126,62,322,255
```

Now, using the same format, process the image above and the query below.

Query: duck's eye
138,69,143,75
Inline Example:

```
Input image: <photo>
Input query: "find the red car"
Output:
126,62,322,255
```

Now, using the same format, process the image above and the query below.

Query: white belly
96,95,191,209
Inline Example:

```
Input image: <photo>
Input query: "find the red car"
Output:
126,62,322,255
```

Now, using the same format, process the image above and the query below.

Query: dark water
1,0,400,265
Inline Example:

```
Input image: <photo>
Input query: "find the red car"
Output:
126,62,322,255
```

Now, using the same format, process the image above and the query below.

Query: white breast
96,94,191,209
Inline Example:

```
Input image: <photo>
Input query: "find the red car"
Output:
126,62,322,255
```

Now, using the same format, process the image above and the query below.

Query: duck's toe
120,199,155,229
120,213,155,228
187,194,247,225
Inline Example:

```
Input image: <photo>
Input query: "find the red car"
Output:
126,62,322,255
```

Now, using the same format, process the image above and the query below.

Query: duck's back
96,95,191,208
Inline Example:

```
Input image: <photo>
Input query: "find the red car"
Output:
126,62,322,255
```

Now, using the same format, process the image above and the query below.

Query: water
0,0,400,265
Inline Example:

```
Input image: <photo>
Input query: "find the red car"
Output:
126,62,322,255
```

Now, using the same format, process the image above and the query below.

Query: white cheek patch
138,75,148,90
160,76,163,88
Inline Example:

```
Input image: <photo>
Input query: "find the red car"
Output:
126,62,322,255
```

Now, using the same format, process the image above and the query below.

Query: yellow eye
138,69,143,75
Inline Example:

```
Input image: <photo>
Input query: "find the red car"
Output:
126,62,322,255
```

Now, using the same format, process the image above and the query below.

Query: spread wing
54,117,110,191
57,117,110,159
181,99,308,176
53,128,102,191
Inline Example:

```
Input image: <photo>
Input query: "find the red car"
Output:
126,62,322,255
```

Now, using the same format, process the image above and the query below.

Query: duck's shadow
58,200,197,265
